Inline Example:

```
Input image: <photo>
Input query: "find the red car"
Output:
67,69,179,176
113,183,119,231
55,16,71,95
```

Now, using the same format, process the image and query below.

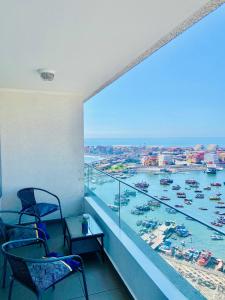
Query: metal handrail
85,163,225,236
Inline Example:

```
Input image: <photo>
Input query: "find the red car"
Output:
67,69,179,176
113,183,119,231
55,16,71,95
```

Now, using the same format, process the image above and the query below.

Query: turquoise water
87,165,225,260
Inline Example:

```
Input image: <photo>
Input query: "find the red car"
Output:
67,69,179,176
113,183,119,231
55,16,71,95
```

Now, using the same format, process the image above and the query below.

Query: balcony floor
0,222,133,300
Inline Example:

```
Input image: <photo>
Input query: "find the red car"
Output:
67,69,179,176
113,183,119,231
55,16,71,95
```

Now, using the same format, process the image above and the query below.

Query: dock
141,224,174,250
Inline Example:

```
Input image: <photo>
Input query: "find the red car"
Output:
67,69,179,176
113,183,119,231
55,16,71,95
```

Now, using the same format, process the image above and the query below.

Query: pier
141,224,174,250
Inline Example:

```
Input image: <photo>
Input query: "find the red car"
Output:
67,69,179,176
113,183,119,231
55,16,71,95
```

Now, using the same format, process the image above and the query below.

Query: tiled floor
0,222,133,300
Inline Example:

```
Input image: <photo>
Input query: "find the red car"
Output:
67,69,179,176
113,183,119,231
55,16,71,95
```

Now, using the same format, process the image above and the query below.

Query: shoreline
162,253,225,299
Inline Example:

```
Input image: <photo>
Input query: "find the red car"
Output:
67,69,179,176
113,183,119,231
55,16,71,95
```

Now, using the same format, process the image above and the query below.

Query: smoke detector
38,69,55,81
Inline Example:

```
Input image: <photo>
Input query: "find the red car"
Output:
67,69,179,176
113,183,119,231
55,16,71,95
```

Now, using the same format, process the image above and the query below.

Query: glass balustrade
84,163,225,299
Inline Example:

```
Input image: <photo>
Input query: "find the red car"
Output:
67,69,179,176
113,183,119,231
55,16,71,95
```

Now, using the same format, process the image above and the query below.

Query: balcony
1,2,224,300
0,221,133,300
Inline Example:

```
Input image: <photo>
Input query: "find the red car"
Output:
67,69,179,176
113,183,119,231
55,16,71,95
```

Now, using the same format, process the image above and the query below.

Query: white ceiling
0,0,222,100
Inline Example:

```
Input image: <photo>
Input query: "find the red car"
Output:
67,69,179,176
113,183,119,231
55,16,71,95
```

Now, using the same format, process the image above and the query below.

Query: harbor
86,158,225,299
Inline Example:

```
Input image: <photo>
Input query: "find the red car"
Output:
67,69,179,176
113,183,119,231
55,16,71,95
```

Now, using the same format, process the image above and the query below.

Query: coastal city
85,143,225,173
85,143,225,299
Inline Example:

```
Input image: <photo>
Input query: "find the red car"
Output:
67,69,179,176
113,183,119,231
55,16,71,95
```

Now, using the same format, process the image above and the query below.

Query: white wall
0,89,84,218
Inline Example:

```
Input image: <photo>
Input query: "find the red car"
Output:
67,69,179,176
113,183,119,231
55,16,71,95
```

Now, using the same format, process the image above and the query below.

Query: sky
84,5,225,139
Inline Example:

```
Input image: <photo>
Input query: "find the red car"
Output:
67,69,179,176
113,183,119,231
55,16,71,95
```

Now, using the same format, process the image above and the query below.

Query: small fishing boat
160,196,170,201
174,248,183,259
166,208,177,214
218,216,225,224
185,179,198,185
183,249,193,261
206,163,217,175
211,221,223,227
193,250,201,261
199,207,208,211
184,199,192,205
186,216,194,221
172,185,181,190
204,186,211,191
175,204,184,208
160,178,173,185
211,234,224,240
175,225,190,237
215,205,225,209
108,204,119,212
211,182,222,187
196,194,204,199
148,200,160,207
209,196,221,201
197,250,212,266
218,201,224,204
135,181,149,190
177,192,186,198
131,209,144,215
124,189,136,197
195,189,202,193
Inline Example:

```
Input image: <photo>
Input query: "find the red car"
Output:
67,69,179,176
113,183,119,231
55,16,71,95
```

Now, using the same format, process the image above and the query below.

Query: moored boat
197,250,212,266
160,196,170,201
211,221,223,227
211,234,224,240
108,204,119,212
204,186,211,191
160,178,173,185
209,196,221,201
172,185,181,190
196,193,204,199
211,182,222,187
135,181,149,190
206,163,217,175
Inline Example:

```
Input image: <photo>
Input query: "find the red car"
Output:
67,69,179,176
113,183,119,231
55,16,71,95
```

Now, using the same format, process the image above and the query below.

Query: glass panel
85,164,120,225
85,164,225,299
119,183,225,298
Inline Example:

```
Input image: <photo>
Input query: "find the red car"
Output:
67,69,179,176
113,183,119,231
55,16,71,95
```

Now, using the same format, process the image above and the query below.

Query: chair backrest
17,188,36,210
2,241,36,291
0,216,7,241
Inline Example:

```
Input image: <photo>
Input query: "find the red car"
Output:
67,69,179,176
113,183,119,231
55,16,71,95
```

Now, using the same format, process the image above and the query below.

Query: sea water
86,160,225,260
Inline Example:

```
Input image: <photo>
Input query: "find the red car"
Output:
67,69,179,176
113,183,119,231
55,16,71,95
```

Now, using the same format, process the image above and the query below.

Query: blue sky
84,5,225,139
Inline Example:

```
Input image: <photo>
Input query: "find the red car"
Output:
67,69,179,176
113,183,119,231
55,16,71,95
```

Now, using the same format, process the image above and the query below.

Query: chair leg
18,213,23,224
59,207,65,245
80,269,89,300
8,277,14,300
2,255,7,288
37,293,42,300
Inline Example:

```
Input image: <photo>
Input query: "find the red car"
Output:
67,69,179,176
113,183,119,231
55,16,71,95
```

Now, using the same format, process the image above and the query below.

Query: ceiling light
37,69,55,81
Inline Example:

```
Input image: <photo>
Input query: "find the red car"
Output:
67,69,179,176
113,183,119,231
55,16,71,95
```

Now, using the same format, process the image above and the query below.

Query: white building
204,152,219,164
158,154,174,166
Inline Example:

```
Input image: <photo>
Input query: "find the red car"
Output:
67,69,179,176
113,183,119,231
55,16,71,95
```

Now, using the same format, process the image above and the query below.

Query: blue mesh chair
0,210,49,288
2,238,89,300
17,188,65,241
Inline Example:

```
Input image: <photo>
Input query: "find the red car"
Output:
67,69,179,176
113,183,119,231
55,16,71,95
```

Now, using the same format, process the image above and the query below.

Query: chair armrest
2,238,49,256
6,224,47,241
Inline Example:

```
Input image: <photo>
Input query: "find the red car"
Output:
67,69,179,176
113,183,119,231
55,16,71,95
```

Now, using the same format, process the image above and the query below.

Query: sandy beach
162,254,225,300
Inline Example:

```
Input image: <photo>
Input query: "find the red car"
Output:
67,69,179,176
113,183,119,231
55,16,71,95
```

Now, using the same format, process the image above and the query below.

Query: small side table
65,214,104,259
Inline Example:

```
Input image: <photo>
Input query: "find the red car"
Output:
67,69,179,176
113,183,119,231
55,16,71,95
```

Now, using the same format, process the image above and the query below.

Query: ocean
84,137,225,147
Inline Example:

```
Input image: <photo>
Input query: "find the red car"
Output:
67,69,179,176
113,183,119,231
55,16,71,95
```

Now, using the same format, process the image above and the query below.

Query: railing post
119,181,121,228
